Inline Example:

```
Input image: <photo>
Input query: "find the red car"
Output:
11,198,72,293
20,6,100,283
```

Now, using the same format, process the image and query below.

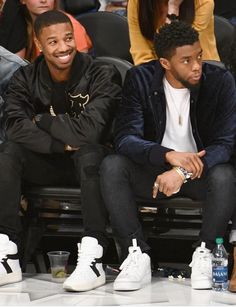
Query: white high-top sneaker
189,242,212,289
113,239,151,291
0,234,22,286
63,236,105,291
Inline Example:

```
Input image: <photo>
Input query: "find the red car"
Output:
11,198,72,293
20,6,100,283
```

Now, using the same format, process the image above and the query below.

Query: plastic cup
47,251,70,282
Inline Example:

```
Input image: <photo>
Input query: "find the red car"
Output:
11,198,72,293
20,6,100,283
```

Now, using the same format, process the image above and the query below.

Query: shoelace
120,249,139,273
75,244,97,272
190,252,211,274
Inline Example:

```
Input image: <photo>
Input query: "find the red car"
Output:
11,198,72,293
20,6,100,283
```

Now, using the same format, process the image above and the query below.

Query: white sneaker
0,234,22,286
63,236,105,291
113,239,151,291
189,242,212,289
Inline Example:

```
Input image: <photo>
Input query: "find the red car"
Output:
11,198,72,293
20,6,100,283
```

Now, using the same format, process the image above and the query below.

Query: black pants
100,154,236,256
0,141,109,249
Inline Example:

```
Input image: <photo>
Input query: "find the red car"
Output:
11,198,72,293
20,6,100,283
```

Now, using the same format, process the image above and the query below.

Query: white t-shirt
161,77,197,152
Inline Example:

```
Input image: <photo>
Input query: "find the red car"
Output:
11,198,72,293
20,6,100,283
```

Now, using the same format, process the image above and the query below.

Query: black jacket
5,52,122,153
115,60,236,172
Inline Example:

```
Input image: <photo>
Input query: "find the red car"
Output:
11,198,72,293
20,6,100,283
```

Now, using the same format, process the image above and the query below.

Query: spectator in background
214,0,236,26
0,0,27,58
20,0,92,62
128,0,220,65
103,1,127,16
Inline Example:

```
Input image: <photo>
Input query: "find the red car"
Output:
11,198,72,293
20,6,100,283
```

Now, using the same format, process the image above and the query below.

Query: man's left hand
152,168,184,198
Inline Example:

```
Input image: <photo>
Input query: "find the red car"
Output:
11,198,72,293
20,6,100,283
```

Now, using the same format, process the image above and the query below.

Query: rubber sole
114,273,151,291
0,270,22,286
63,274,106,292
191,279,212,290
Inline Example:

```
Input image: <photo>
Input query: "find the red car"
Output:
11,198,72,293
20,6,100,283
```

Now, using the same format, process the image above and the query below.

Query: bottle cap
216,237,223,244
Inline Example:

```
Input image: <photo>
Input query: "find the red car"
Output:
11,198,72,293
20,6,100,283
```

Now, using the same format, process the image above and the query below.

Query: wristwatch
166,14,179,22
177,166,192,183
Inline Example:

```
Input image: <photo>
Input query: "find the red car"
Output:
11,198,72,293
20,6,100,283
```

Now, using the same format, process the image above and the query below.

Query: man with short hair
0,10,121,290
100,21,236,291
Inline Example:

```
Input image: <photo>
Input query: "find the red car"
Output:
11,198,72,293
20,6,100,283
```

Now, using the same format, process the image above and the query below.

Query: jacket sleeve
38,63,122,147
4,69,65,153
114,69,172,167
192,0,214,32
128,0,157,65
202,70,236,171
192,0,220,60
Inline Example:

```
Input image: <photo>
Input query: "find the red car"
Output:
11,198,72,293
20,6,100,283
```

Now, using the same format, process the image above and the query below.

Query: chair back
97,56,133,84
58,0,100,15
214,15,235,62
77,11,132,62
203,60,226,69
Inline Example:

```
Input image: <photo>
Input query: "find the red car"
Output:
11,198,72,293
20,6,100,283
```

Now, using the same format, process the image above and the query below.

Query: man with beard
100,21,236,291
0,10,121,289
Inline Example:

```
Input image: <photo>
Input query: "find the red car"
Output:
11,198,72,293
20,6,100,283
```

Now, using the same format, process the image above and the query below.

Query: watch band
166,13,179,22
174,166,192,183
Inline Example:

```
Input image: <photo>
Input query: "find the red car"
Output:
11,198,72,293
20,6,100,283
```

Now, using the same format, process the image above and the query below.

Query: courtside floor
0,273,236,306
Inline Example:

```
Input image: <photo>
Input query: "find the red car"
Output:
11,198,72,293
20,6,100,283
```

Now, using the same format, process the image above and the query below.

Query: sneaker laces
119,239,140,274
189,244,211,275
74,244,98,272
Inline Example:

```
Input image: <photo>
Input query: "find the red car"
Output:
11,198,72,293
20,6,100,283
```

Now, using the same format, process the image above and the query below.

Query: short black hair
154,21,199,59
34,10,72,38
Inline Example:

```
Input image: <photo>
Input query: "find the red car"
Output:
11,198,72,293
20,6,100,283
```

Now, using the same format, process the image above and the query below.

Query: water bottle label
212,266,228,283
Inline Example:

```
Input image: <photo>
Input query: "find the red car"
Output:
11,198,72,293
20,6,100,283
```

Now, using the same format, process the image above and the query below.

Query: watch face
179,167,192,179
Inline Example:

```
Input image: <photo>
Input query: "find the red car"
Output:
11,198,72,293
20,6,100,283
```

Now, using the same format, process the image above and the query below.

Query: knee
207,164,235,188
73,145,110,179
100,154,130,181
73,144,108,166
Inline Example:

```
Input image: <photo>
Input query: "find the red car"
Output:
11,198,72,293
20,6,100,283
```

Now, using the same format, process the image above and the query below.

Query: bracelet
173,166,185,182
167,13,179,22
173,166,192,183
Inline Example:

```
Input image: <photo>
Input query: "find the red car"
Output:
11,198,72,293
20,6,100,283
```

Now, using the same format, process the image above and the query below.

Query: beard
171,67,202,90
178,77,201,91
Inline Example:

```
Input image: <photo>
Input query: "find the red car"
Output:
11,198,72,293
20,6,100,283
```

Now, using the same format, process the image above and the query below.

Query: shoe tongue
81,236,98,247
197,247,209,255
129,245,141,254
79,237,103,256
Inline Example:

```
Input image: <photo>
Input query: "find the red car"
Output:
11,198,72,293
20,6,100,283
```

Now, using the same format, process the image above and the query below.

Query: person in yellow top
128,0,220,65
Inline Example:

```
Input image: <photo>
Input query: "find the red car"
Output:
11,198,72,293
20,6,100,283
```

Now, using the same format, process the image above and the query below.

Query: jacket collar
150,60,202,101
38,52,91,89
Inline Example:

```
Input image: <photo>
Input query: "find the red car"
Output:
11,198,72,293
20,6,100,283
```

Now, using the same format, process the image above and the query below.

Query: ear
159,57,171,71
20,0,25,4
34,38,43,53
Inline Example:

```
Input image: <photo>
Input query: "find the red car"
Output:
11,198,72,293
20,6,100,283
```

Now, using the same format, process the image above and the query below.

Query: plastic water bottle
212,237,228,291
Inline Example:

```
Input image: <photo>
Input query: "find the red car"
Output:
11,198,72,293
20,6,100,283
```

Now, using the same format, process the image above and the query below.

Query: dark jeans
100,154,236,256
0,141,109,249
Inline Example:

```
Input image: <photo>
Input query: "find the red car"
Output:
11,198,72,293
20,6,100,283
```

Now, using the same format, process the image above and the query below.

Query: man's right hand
165,150,206,179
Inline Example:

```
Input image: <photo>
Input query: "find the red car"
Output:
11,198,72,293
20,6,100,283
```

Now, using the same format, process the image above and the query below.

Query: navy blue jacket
115,60,236,172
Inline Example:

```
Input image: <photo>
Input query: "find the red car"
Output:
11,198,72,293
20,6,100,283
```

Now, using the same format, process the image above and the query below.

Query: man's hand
152,168,184,198
165,150,206,179
64,144,80,151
